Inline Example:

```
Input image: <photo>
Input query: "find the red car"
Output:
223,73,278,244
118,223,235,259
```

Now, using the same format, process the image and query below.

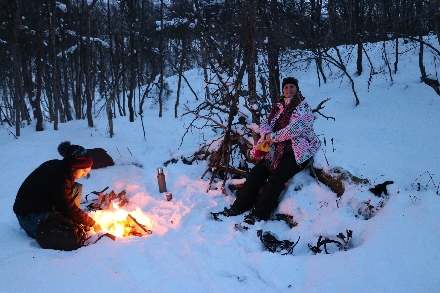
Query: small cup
166,193,172,201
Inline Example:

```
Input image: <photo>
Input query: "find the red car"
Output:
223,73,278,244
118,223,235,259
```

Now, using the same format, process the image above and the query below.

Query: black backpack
87,148,114,169
35,211,88,251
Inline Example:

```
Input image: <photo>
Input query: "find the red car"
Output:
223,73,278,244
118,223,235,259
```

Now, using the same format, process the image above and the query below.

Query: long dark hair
288,92,303,109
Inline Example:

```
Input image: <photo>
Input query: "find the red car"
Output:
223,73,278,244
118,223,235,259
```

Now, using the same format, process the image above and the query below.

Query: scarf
267,92,303,169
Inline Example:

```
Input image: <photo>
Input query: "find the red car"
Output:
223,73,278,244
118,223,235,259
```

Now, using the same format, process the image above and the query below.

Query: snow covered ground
1,38,439,293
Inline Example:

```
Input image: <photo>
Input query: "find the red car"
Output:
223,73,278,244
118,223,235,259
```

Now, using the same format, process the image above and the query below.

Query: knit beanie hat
57,141,93,169
282,77,299,92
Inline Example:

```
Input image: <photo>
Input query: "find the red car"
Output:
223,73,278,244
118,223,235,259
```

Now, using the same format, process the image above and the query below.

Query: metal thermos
157,167,167,193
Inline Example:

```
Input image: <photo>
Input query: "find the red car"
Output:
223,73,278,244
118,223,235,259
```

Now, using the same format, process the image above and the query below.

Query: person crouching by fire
13,141,102,239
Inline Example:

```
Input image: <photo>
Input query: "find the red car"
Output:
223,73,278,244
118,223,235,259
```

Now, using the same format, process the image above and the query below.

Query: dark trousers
232,152,308,220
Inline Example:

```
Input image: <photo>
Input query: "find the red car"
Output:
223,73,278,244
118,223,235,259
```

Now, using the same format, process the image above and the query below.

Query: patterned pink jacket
254,99,321,165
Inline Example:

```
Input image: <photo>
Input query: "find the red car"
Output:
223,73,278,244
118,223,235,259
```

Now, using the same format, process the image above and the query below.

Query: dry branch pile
84,187,129,211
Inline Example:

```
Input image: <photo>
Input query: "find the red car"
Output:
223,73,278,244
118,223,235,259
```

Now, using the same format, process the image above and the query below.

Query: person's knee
16,215,37,238
72,183,83,207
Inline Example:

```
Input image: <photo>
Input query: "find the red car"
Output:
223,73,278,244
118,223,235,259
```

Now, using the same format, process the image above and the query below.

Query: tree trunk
34,8,44,131
203,48,210,101
356,41,363,76
158,0,164,118
11,0,23,137
19,48,32,126
84,0,98,127
419,38,426,79
355,0,363,76
267,46,280,104
50,0,59,130
128,29,136,122
327,0,336,40
60,23,73,122
107,89,115,138
74,1,83,120
394,36,399,74
436,12,440,45
247,0,258,124
315,51,327,85
266,0,280,104
175,37,187,118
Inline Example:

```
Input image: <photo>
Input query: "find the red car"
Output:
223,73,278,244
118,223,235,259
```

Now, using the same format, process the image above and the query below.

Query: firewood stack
85,187,129,211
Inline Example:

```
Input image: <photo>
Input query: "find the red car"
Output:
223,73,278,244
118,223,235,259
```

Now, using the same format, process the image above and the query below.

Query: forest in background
1,0,440,138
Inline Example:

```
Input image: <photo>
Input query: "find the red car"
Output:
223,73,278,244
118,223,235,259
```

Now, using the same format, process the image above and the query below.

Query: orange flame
91,203,151,238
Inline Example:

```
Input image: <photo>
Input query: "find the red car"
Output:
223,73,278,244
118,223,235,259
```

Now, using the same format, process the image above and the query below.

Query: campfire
87,188,152,238
103,203,152,237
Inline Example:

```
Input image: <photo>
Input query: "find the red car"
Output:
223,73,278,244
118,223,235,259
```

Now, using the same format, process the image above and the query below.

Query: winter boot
243,212,261,226
211,206,241,221
223,206,241,217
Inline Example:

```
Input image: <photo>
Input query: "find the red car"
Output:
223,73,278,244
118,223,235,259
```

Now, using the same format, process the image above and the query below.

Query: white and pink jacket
254,99,321,165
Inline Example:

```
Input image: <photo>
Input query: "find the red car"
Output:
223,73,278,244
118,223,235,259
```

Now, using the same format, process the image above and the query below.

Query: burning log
106,213,152,237
126,214,152,236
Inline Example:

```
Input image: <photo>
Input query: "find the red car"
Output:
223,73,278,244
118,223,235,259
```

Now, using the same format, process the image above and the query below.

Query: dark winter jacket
13,159,95,227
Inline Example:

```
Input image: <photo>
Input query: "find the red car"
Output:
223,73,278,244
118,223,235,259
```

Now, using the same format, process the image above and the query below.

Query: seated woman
215,77,321,226
13,141,101,239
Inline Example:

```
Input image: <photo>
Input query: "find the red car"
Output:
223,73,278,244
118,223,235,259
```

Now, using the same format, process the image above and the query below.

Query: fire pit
87,188,153,238
95,203,153,238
